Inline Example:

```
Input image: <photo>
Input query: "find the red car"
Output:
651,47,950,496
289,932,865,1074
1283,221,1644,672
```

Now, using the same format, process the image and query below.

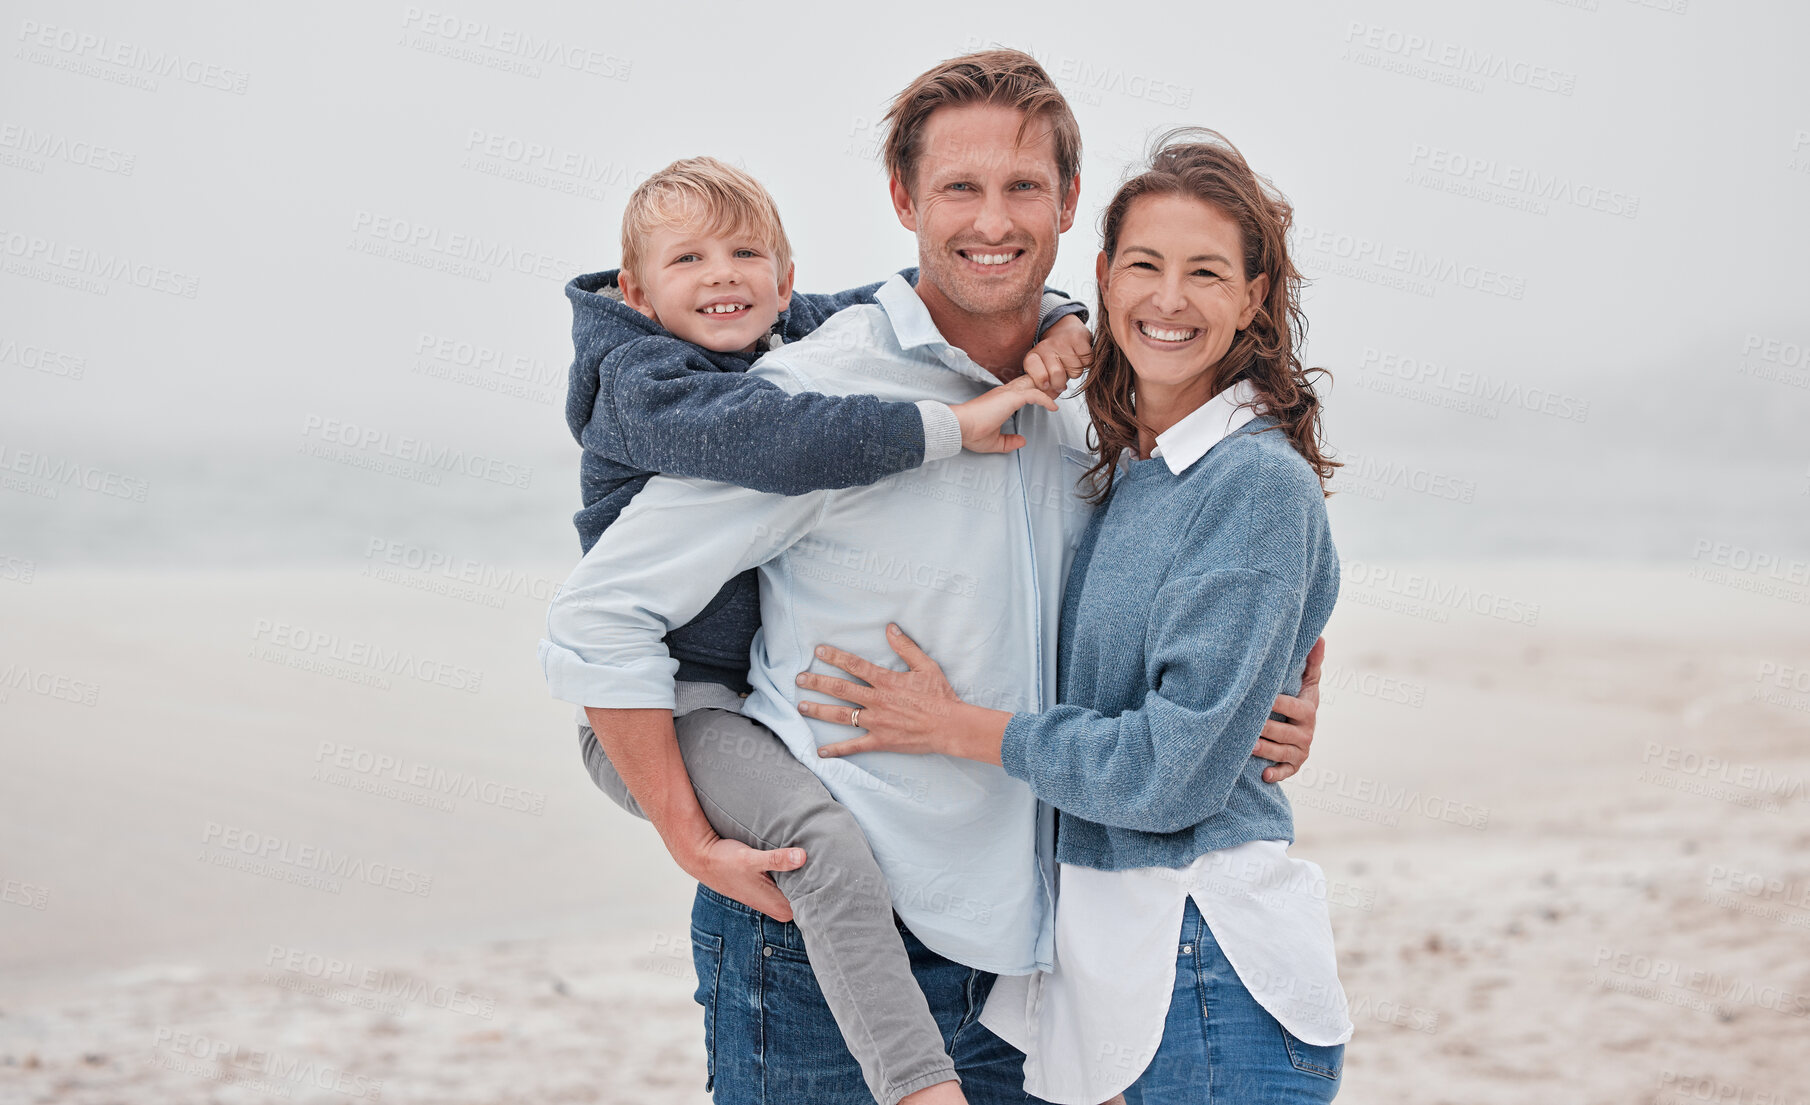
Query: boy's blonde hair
620,156,793,284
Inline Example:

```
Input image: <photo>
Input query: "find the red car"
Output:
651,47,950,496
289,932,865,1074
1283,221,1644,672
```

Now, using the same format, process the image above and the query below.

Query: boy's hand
951,375,1060,454
1022,314,1092,396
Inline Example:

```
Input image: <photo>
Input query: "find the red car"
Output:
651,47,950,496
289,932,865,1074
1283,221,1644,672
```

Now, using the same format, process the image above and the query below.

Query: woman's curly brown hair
1078,128,1337,504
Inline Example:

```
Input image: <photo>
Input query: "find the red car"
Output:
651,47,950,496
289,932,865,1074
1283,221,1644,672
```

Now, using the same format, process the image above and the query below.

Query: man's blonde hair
620,156,793,284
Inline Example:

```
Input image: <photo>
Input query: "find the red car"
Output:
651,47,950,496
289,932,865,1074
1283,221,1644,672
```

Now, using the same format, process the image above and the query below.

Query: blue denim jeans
690,883,1053,1105
1122,897,1344,1104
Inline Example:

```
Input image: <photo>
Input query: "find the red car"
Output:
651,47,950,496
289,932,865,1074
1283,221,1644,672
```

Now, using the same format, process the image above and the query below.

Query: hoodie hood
566,270,656,446
564,268,742,443
564,268,777,446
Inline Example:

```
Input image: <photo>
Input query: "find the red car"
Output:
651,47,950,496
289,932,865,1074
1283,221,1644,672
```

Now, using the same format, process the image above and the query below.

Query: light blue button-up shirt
540,275,1097,974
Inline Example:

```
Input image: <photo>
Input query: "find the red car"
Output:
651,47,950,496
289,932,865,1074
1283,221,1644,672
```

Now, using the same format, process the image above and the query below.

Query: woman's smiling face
1096,192,1269,394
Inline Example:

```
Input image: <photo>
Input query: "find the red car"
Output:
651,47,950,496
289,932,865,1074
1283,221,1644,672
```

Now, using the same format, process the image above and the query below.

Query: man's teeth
965,252,1016,266
1139,322,1199,343
701,304,748,314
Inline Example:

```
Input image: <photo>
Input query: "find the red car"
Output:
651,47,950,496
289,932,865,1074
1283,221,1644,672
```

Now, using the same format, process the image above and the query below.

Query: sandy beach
2,561,1806,1104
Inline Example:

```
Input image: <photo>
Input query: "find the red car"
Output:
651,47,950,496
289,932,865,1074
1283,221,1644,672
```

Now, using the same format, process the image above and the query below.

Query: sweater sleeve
541,470,829,710
998,566,1307,835
594,335,933,495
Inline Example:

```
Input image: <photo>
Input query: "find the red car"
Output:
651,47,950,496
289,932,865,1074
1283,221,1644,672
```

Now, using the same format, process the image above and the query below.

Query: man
541,50,1320,1103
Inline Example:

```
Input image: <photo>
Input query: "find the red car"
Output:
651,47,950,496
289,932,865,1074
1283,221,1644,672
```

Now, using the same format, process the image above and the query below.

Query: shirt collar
1149,379,1263,475
873,274,1006,389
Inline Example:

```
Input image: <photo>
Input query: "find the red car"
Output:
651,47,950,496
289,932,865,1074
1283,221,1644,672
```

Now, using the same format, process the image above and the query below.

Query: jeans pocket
1281,1026,1343,1081
691,926,725,1091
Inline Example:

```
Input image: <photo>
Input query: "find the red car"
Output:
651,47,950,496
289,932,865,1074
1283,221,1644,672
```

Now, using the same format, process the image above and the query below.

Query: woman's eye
1194,269,1221,280
1128,261,1157,271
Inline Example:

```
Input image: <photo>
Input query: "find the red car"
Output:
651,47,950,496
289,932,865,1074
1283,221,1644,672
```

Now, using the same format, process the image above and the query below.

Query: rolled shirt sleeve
540,470,829,710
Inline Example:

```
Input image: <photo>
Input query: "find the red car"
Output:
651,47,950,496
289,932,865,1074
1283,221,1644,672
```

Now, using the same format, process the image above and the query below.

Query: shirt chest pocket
1056,446,1099,551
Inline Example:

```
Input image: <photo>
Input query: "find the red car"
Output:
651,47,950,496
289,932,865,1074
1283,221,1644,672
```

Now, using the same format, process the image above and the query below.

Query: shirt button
762,946,773,957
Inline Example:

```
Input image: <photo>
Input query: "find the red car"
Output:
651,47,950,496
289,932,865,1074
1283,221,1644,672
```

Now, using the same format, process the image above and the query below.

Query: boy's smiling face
620,218,795,353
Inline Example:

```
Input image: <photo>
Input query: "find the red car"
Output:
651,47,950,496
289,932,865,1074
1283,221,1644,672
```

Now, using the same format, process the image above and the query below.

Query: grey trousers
579,707,957,1105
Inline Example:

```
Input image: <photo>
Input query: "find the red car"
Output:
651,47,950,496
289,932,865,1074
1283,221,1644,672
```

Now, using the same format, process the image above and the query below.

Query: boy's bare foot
899,1080,968,1105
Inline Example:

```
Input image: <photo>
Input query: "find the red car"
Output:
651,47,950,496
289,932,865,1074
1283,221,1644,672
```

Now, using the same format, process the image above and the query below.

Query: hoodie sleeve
587,334,952,495
782,268,1088,339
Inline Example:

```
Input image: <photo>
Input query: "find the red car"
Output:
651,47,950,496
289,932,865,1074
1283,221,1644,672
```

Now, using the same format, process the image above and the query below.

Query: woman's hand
794,624,1007,764
1253,636,1325,783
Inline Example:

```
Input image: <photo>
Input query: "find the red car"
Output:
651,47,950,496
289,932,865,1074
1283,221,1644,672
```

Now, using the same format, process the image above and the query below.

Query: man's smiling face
890,103,1078,320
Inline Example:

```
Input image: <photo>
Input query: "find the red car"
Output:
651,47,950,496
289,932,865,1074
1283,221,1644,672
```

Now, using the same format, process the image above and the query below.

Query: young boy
558,156,1090,1105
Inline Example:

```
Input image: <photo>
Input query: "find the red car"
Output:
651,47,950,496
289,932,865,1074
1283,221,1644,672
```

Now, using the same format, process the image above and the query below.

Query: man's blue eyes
947,182,1039,191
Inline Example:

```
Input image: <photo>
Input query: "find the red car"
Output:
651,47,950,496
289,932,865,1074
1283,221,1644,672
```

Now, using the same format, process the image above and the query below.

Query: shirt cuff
1038,291,1089,337
539,638,679,711
916,399,963,462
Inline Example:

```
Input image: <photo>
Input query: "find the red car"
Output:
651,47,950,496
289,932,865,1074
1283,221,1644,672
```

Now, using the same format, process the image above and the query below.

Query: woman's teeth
964,252,1017,266
1138,322,1199,343
700,304,749,314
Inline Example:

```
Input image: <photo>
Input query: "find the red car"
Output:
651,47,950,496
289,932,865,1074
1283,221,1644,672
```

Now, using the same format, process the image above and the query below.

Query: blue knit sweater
999,416,1339,871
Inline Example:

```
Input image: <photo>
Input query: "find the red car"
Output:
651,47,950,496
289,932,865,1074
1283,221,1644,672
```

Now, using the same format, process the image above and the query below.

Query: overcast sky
3,0,1806,563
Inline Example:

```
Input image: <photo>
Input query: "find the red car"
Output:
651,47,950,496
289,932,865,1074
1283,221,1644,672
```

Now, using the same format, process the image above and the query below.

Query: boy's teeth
1139,322,1198,342
702,304,747,314
966,252,1015,266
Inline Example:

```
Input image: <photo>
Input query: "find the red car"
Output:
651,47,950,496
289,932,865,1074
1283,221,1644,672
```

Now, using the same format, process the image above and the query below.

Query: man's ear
1238,273,1270,330
888,175,919,233
1058,173,1081,234
776,261,796,313
618,268,658,322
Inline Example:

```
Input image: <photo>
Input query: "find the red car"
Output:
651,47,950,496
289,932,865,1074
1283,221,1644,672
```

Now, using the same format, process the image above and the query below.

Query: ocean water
0,440,1803,571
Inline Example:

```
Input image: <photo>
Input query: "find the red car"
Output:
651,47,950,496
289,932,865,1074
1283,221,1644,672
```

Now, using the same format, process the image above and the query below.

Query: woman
792,129,1349,1104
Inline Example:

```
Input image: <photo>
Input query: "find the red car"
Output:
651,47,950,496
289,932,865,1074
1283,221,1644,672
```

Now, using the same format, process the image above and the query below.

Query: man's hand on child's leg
679,833,805,923
585,706,806,921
